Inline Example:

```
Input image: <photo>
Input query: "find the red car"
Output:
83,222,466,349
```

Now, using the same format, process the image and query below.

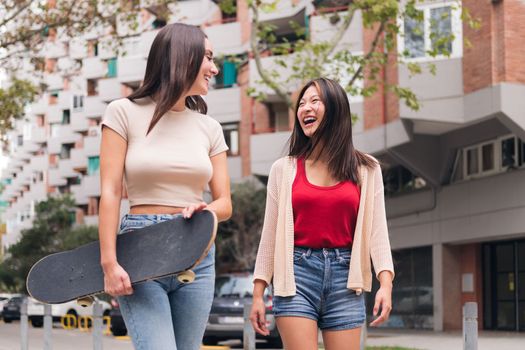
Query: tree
0,0,178,136
216,178,267,272
0,195,98,292
248,0,480,112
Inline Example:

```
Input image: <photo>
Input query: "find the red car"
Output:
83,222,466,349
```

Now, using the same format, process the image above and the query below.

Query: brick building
1,0,524,331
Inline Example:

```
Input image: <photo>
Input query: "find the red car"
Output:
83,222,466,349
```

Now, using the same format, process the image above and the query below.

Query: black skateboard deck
27,210,217,304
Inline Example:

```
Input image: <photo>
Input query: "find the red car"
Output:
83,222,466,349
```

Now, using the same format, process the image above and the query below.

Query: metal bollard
463,302,478,350
360,322,367,350
20,299,28,350
93,302,103,350
44,304,52,350
243,303,255,350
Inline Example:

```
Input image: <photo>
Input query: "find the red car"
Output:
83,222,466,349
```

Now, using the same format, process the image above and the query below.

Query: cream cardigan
253,156,394,296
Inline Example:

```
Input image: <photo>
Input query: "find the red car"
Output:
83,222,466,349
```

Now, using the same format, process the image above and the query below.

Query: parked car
0,293,21,320
27,296,111,327
204,272,282,348
2,295,26,323
109,298,127,336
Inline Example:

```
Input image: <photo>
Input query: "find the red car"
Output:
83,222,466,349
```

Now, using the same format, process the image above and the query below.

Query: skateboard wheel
177,270,195,283
77,296,94,307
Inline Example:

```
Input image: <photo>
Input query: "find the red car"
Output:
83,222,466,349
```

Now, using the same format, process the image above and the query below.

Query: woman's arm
182,151,232,222
250,279,270,336
99,127,132,296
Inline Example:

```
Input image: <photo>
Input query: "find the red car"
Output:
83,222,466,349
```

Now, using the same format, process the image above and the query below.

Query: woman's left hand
182,202,208,219
370,285,392,326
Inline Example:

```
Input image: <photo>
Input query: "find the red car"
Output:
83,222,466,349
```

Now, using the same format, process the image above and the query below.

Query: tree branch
0,0,33,28
249,0,293,107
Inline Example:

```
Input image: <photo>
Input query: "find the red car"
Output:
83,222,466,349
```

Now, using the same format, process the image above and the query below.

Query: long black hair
289,78,376,183
127,23,207,134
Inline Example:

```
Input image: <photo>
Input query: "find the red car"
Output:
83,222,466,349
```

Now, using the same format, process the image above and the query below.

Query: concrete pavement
364,328,525,350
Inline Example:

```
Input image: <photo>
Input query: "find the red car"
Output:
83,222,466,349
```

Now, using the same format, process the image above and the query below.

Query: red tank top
292,158,360,248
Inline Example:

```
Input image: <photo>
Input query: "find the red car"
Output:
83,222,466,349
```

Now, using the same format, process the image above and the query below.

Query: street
0,320,279,350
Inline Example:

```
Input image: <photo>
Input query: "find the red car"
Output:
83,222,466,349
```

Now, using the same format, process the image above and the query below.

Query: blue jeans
116,214,215,350
273,247,366,330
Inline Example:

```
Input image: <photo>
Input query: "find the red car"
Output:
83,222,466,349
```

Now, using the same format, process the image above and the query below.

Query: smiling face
186,38,219,96
297,85,326,138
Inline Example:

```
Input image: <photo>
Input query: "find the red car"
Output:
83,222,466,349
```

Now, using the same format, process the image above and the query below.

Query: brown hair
127,23,207,134
288,78,376,183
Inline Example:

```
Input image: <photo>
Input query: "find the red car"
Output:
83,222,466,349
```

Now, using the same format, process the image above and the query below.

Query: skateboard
27,210,217,306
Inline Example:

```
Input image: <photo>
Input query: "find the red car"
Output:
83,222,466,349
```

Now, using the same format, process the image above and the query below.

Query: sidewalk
365,328,524,350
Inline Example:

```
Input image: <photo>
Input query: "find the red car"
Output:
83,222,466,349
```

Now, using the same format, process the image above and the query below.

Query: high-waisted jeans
116,213,215,350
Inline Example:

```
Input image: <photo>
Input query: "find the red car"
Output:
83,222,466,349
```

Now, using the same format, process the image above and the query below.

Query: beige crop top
101,97,228,207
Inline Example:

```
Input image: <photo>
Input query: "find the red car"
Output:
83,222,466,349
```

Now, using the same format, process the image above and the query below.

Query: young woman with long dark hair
98,23,232,349
250,78,394,349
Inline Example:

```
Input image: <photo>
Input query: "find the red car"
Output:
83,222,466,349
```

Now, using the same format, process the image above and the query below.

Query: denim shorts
117,213,215,350
273,247,366,331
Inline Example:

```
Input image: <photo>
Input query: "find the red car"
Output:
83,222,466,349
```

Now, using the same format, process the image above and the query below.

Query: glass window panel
404,12,425,58
430,6,453,55
496,244,514,272
521,140,525,166
467,148,478,175
88,156,100,175
519,242,525,270
497,301,516,329
482,143,495,172
497,273,515,300
501,137,516,168
518,272,525,300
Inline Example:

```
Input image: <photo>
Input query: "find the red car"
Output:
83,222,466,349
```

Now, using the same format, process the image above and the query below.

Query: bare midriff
129,205,185,215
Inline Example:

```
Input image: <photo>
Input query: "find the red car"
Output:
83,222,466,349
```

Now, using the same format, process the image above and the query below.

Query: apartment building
1,0,524,332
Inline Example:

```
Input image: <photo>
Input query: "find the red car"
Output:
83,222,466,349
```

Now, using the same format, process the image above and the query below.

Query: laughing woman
250,78,394,349
98,23,232,350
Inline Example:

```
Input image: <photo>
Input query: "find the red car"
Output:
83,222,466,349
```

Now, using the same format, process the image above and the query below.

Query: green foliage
216,179,267,272
0,195,98,292
0,78,39,136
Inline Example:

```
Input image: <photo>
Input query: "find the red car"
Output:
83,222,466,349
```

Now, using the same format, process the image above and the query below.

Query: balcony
30,97,48,115
29,182,47,202
206,87,241,123
98,37,117,60
43,41,67,59
82,174,100,197
84,96,106,118
70,111,89,132
249,54,301,96
29,155,48,172
45,73,64,91
58,91,72,110
84,136,100,157
71,184,88,205
69,38,88,59
48,168,67,187
250,131,291,175
58,159,78,179
140,30,159,58
204,22,243,55
227,156,242,180
70,148,87,172
258,0,308,22
29,125,47,144
98,78,123,102
46,104,63,124
310,9,363,52
82,57,107,79
117,56,146,84
168,0,218,25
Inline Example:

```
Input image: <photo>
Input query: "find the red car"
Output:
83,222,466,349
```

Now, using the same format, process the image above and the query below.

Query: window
17,135,23,146
213,59,238,89
73,95,84,112
60,143,74,159
88,156,100,175
458,135,525,181
107,58,117,78
400,3,462,60
87,79,98,96
222,123,239,156
62,109,71,125
383,165,427,196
